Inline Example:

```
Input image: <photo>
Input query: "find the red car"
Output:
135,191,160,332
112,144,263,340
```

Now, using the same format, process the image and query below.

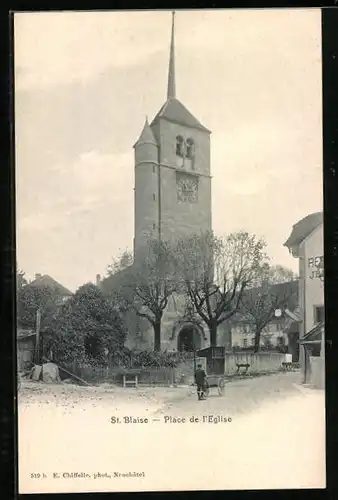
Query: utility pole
35,308,41,365
35,308,44,381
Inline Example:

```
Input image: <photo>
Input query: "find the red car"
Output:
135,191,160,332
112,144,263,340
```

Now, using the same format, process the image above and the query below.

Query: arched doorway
177,325,202,352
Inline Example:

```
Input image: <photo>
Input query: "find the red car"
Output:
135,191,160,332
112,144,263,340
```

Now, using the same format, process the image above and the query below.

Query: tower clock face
176,173,198,203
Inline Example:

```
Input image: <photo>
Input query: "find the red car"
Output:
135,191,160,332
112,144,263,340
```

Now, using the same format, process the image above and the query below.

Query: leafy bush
42,283,127,366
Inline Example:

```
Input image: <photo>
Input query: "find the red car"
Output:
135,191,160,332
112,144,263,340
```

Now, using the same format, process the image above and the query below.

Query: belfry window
186,138,195,159
176,135,184,157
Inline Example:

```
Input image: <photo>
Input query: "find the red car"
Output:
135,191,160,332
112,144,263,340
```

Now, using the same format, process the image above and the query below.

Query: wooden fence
61,363,176,386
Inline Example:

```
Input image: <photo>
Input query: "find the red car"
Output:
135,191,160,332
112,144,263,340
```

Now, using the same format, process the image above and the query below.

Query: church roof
100,266,133,296
284,212,323,250
133,118,158,148
167,11,176,100
150,97,211,133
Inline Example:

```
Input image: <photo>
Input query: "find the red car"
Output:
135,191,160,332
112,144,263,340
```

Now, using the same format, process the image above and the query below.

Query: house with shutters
229,280,299,356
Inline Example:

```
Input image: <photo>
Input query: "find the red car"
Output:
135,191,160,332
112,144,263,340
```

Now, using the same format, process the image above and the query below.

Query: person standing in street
194,363,207,400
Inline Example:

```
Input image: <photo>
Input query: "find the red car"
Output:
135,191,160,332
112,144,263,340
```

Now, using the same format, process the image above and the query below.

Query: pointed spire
167,11,176,100
133,117,157,148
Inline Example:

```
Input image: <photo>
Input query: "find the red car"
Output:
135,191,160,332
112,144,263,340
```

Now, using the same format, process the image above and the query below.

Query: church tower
133,11,212,258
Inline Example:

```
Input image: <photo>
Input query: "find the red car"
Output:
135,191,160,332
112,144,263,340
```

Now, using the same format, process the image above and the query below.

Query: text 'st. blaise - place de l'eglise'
100,12,220,352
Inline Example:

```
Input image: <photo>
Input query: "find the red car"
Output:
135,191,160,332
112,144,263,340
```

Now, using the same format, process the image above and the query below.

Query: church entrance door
177,326,202,352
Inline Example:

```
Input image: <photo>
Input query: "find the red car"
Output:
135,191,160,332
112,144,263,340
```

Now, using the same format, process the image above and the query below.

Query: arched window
176,135,184,157
186,138,195,159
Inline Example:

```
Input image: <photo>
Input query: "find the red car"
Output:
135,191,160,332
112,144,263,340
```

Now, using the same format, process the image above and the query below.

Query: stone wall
309,356,325,389
224,352,286,375
174,351,286,384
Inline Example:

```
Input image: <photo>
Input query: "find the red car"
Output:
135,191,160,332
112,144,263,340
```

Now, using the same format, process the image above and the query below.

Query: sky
14,9,323,292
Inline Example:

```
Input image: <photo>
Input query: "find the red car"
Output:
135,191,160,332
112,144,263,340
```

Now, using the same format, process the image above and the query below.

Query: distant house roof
269,280,298,307
100,266,132,296
284,308,301,322
230,280,299,323
25,274,73,297
246,279,298,307
284,212,323,250
150,97,211,133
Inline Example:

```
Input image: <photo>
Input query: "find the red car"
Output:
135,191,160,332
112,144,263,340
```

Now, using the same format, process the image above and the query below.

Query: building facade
284,212,324,387
231,316,292,350
229,280,299,353
133,12,212,258
103,12,214,352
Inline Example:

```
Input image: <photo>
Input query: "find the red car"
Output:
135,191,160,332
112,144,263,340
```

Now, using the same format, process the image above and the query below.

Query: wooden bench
236,363,250,374
122,374,139,388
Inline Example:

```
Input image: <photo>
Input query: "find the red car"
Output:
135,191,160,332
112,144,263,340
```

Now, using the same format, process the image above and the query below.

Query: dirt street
18,371,326,493
158,371,307,416
19,371,303,416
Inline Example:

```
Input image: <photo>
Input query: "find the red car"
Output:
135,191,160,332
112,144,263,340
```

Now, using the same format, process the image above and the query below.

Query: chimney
96,274,101,286
35,273,42,280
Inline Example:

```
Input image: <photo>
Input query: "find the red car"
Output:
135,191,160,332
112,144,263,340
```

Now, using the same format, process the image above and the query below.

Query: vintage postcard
15,9,325,493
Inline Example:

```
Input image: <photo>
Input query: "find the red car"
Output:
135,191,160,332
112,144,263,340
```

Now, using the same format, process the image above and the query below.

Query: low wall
60,351,286,387
174,352,286,383
224,352,286,375
309,356,325,389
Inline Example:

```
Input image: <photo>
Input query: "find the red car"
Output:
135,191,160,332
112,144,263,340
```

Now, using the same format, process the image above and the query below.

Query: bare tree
174,231,268,346
112,239,177,352
239,265,298,352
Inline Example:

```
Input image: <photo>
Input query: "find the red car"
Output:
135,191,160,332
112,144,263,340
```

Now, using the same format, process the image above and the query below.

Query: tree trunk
153,319,161,352
209,321,218,346
254,329,261,353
